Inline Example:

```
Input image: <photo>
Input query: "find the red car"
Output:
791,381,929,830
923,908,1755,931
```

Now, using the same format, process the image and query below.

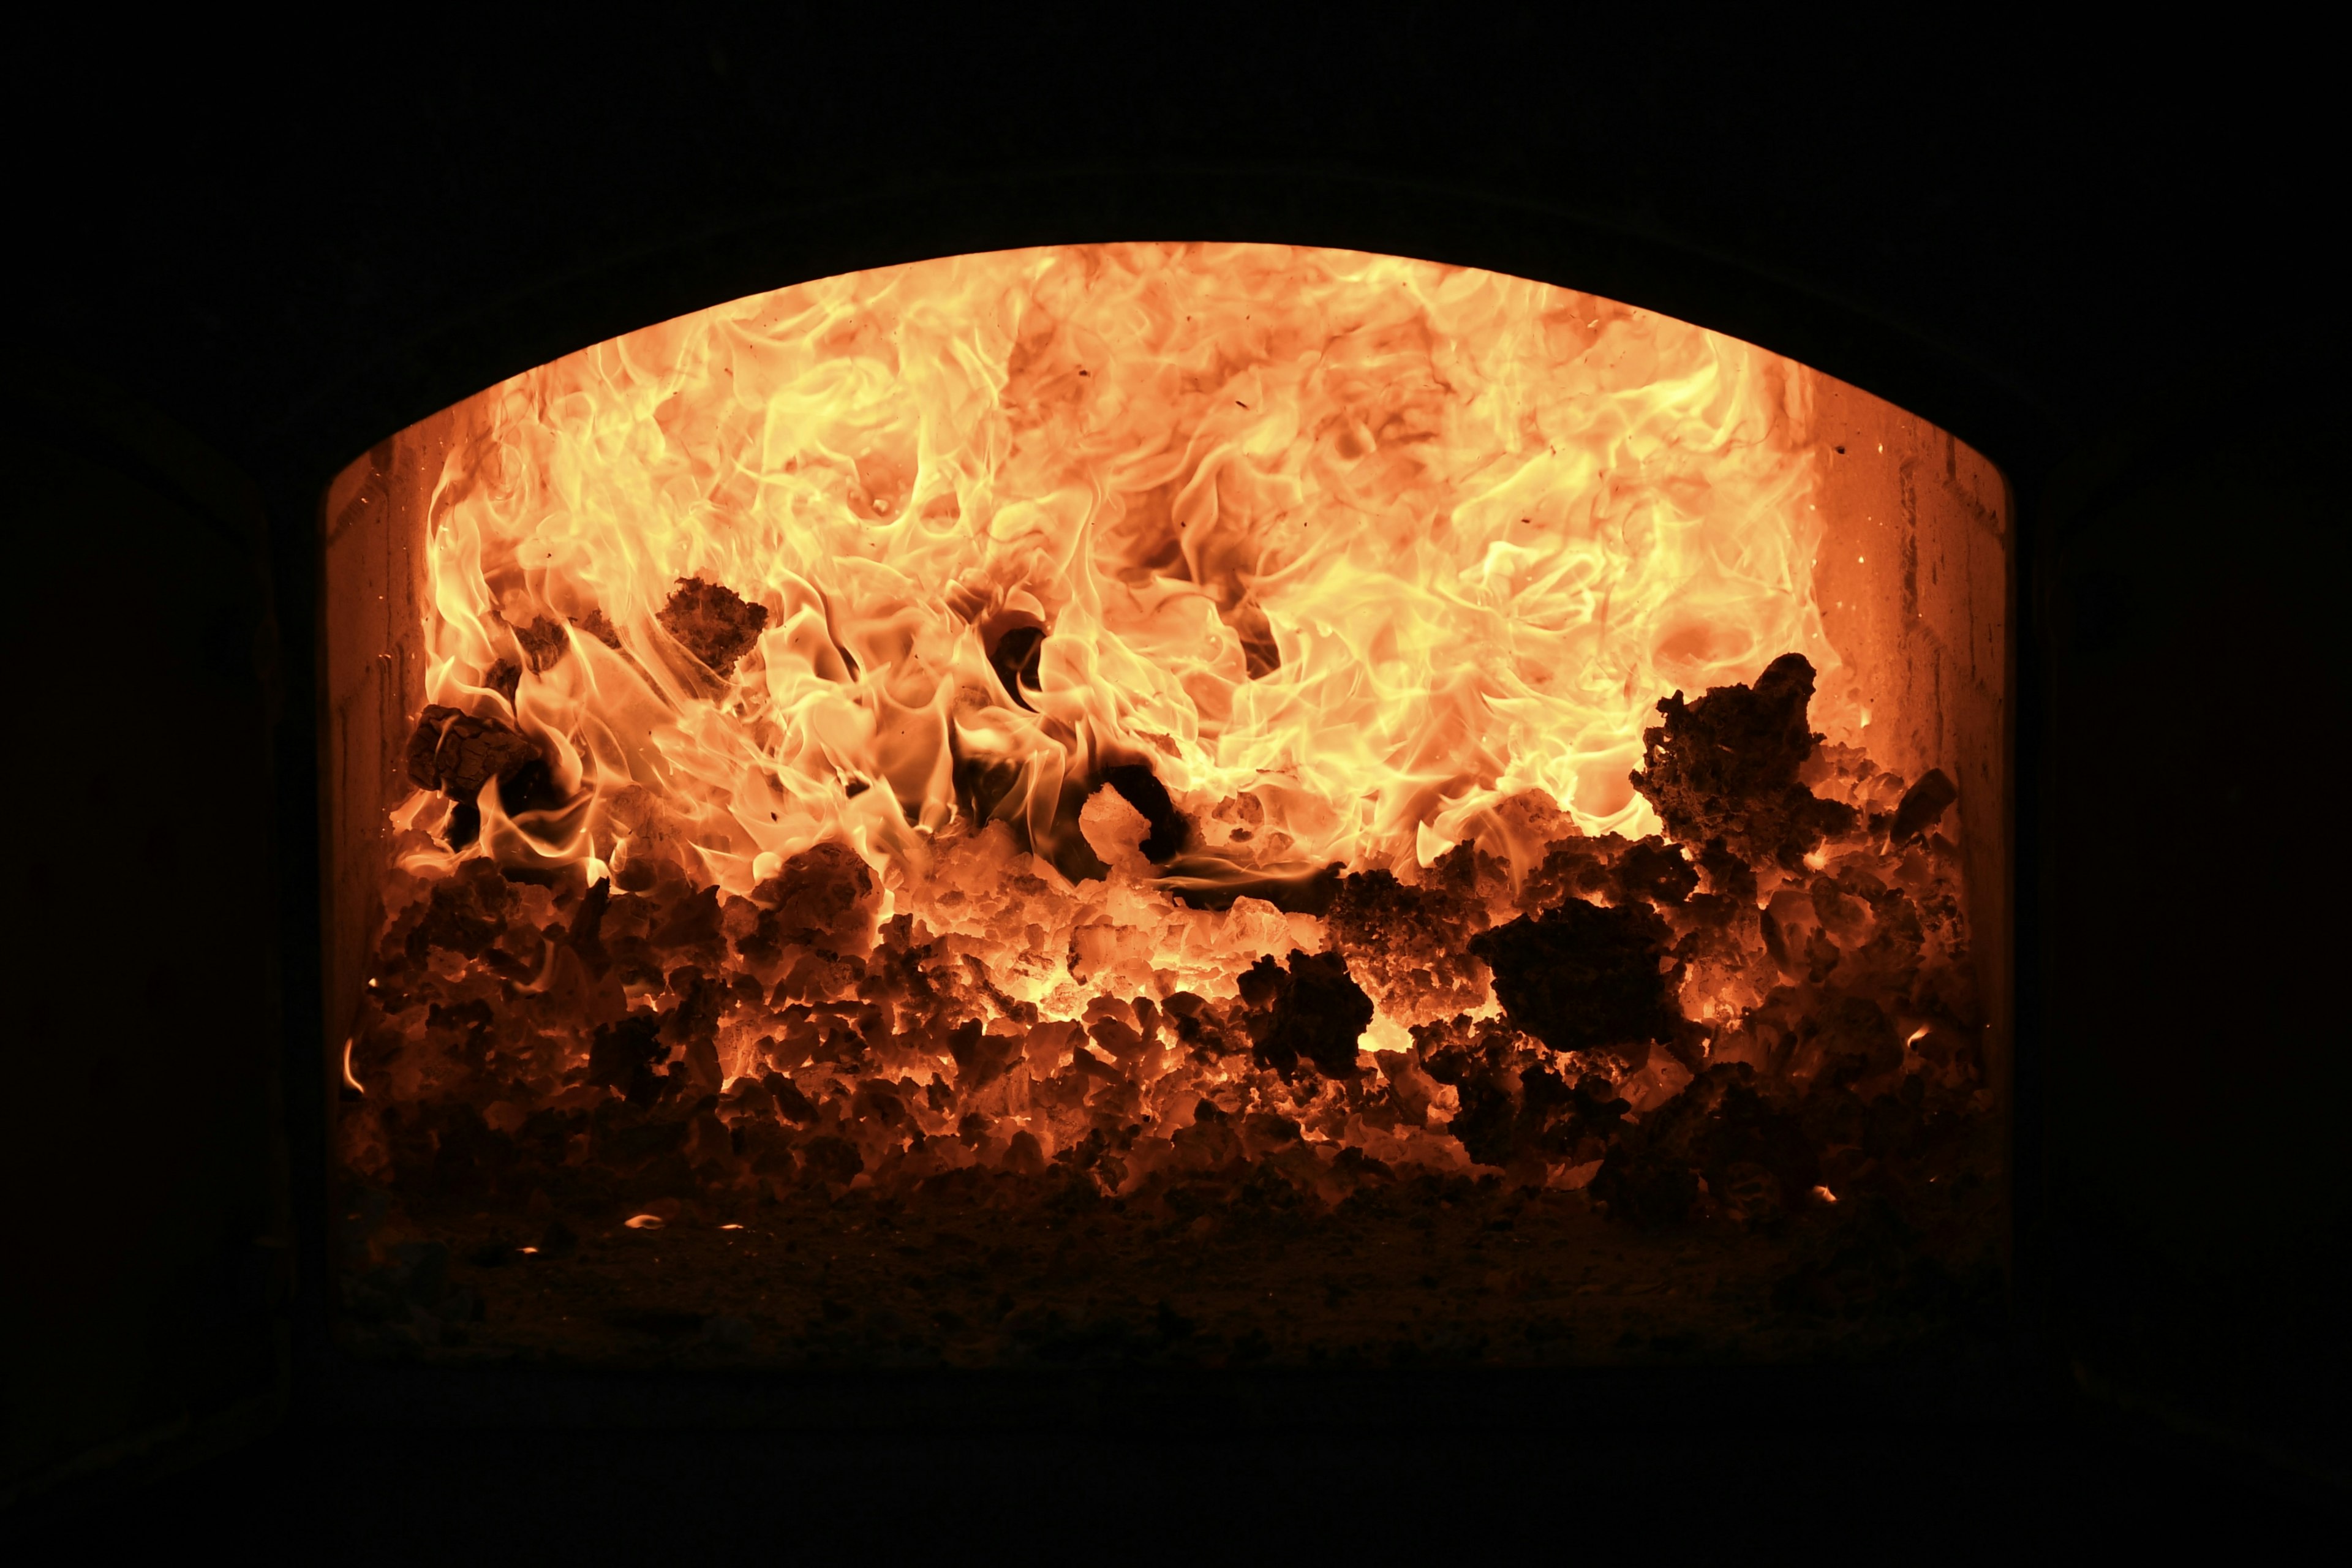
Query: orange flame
407,246,1843,914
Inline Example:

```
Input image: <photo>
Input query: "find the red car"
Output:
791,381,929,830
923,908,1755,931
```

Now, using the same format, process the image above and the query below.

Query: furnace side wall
320,423,443,1084
1805,371,2013,1107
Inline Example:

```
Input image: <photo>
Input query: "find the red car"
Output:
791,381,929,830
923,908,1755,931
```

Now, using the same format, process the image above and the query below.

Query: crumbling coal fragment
1434,1057,1517,1168
1239,949,1374,1079
575,608,624,649
515,616,571,673
1629,653,1858,869
1593,1066,1812,1229
662,967,729,1050
1570,1074,1632,1139
799,1136,864,1185
404,859,511,962
1888,768,1958,845
1468,899,1678,1056
1616,835,1698,907
567,877,612,974
1328,863,1493,1014
1685,1065,1819,1215
744,841,877,954
1696,838,1757,905
587,1014,668,1106
484,659,522,708
405,704,541,798
764,1072,819,1124
1590,1140,1702,1229
658,577,769,678
946,1019,1023,1091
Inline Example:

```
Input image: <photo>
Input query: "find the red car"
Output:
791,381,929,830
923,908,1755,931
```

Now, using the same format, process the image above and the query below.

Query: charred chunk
1329,862,1494,1014
1615,835,1698,907
483,659,522,708
587,1013,668,1106
1593,1064,1815,1230
1468,898,1678,1056
404,704,540,799
403,858,511,963
740,842,879,963
575,608,624,649
658,577,769,678
1237,949,1374,1079
1888,767,1958,845
515,615,571,672
1629,652,1857,870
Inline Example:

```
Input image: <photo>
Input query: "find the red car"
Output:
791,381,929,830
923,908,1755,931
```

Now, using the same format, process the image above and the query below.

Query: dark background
6,9,2343,1545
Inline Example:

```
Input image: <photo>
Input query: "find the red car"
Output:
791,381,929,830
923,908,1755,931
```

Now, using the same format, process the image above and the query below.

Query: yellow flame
409,244,1845,896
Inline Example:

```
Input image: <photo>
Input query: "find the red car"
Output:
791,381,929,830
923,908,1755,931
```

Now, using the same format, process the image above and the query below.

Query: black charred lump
1593,1064,1817,1230
402,858,511,963
658,577,769,678
1887,767,1958,845
1629,652,1857,870
405,704,540,799
1615,835,1699,907
1238,949,1374,1079
1327,864,1492,1016
587,1013,668,1106
1469,899,1678,1056
484,658,522,708
742,841,878,961
515,615,571,673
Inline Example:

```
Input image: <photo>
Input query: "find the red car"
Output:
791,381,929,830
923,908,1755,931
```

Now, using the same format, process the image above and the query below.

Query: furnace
319,244,2010,1365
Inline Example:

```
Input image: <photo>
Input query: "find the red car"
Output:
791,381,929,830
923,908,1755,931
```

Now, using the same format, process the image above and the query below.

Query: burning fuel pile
336,247,1999,1363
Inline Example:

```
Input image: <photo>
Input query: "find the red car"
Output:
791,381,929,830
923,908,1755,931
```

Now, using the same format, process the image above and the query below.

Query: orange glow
345,244,1982,1213
402,244,1846,905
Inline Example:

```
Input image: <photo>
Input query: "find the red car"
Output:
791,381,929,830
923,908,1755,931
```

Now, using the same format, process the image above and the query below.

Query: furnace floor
340,1169,2002,1369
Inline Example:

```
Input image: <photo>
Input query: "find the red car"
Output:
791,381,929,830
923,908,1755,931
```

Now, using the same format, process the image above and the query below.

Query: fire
342,243,1984,1237
408,244,1841,905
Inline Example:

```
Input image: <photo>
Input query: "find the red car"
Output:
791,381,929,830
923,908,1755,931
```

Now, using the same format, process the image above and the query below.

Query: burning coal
339,246,1985,1274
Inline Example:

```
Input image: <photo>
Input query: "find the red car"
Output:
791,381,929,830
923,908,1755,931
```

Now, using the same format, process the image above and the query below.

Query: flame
405,244,1844,903
344,244,1992,1223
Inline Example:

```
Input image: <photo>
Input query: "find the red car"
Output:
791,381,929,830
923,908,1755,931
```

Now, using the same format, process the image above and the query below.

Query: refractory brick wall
1802,371,2012,1095
318,413,448,1094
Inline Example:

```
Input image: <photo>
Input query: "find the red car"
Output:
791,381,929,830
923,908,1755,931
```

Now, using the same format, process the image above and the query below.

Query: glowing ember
337,246,1987,1283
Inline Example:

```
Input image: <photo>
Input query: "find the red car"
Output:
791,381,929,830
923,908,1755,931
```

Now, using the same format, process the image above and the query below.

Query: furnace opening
322,244,2008,1365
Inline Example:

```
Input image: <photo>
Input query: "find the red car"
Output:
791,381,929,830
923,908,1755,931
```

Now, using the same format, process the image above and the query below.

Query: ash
338,655,2001,1365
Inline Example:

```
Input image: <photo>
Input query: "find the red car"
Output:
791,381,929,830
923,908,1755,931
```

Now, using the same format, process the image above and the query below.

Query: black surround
8,13,2344,1544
